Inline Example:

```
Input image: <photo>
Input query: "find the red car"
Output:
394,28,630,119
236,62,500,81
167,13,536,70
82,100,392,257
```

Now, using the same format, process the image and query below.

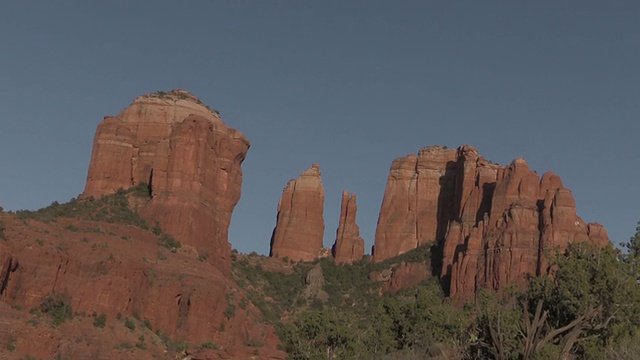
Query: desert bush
158,233,181,250
124,317,136,331
40,294,72,326
92,313,107,328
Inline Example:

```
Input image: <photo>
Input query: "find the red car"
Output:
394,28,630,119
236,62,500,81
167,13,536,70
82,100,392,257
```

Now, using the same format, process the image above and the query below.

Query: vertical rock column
270,164,325,261
332,191,365,264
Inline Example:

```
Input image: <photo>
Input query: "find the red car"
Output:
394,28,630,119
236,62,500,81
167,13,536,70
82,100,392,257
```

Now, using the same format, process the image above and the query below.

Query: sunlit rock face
270,164,325,262
373,145,609,300
83,90,250,274
332,190,365,264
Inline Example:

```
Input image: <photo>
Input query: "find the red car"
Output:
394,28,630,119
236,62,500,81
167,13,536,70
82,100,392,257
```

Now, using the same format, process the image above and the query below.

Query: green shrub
15,185,150,229
200,341,219,349
5,337,16,351
124,317,136,331
40,294,72,326
118,342,133,350
152,222,162,235
224,303,236,319
158,234,181,250
245,339,264,348
92,313,107,328
64,223,80,232
163,337,189,352
135,335,146,349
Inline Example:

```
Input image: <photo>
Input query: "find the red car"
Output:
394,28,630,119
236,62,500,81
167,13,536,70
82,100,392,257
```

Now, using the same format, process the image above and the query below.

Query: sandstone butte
0,90,285,359
83,89,250,275
270,164,325,262
332,190,365,264
373,145,609,300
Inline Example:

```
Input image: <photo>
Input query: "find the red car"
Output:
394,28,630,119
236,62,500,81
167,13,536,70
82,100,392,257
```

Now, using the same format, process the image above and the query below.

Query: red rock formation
83,90,249,274
0,215,284,359
270,164,325,262
382,262,430,294
374,145,609,300
374,146,457,261
332,191,365,264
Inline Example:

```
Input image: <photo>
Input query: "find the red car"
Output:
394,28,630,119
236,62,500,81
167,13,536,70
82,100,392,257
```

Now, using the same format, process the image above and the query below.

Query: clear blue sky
1,1,638,254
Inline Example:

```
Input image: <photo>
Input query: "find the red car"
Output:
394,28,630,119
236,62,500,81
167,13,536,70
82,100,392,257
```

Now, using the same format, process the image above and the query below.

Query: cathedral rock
83,90,250,274
373,145,608,299
270,164,325,262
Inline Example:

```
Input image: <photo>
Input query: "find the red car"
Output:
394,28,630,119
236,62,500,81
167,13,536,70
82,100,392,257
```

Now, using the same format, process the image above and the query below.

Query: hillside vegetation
232,225,640,360
3,189,640,359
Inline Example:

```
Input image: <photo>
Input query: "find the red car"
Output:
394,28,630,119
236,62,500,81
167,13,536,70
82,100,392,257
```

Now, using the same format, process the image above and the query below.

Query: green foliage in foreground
235,224,640,359
281,281,468,360
14,183,151,229
474,240,640,360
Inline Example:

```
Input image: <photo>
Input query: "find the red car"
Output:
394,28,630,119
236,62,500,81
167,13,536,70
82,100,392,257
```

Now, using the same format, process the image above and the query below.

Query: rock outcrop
374,145,609,300
270,164,325,262
332,191,365,264
382,262,430,294
83,90,249,274
302,263,329,303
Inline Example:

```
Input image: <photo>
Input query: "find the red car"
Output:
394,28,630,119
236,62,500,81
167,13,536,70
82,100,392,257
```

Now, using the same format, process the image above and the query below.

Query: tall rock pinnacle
270,164,325,262
332,190,365,264
83,90,250,274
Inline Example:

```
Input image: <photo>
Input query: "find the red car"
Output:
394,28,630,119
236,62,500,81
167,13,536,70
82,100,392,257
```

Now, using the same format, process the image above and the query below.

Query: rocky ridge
373,145,608,299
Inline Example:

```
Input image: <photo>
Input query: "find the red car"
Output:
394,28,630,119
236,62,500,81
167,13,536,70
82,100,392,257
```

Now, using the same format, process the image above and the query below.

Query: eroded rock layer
83,90,249,274
270,164,325,262
332,191,365,264
374,145,608,299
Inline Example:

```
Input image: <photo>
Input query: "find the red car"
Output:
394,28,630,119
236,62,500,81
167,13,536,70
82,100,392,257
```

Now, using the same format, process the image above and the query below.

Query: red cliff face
83,90,249,274
373,146,458,261
332,191,365,264
270,164,325,262
374,145,609,300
